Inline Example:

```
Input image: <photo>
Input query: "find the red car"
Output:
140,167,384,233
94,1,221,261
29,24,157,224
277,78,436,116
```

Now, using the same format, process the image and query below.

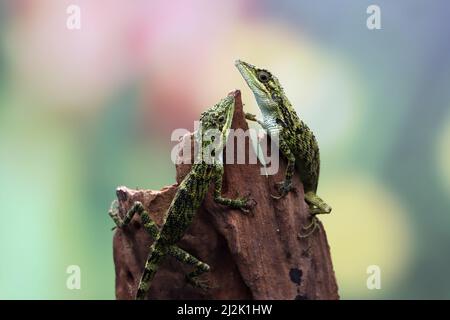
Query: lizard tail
135,242,167,300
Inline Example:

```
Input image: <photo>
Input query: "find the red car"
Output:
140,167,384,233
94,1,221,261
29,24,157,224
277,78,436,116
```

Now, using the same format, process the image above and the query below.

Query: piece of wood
112,90,339,300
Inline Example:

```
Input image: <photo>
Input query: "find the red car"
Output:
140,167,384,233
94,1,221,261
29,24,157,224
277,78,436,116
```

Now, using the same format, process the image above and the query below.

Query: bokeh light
438,110,450,194
322,175,412,298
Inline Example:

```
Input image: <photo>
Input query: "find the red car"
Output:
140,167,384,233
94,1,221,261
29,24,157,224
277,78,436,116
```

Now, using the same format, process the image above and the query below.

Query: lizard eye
218,116,225,123
257,70,271,83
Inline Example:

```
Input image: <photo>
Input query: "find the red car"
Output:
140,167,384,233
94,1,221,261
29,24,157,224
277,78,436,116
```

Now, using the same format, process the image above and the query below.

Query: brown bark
112,90,339,300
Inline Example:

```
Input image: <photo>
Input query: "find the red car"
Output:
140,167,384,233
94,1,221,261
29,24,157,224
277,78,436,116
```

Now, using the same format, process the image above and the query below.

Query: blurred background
0,0,449,299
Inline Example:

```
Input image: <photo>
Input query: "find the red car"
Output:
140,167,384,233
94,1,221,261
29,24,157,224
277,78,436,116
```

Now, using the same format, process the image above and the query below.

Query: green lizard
235,60,331,237
109,94,255,299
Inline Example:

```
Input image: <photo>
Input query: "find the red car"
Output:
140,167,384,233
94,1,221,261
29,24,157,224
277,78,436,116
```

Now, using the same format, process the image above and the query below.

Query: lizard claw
186,276,212,291
243,192,257,207
108,200,124,231
271,181,293,199
109,200,119,213
239,207,250,214
246,198,257,208
239,194,257,214
298,215,320,238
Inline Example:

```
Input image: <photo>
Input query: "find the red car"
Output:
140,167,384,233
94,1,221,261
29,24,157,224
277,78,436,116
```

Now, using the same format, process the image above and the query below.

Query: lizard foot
271,181,293,199
186,276,212,291
236,192,257,214
108,200,120,231
298,215,321,238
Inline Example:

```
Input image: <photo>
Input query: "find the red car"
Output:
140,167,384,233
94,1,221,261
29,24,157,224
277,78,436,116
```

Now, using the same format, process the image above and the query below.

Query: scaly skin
109,95,255,299
235,60,331,237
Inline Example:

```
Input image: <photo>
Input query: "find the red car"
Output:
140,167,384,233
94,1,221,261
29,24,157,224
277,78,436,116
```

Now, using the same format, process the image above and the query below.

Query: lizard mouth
235,60,270,102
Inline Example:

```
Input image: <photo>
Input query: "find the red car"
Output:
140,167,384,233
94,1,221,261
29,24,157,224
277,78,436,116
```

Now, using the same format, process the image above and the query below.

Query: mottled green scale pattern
278,100,320,193
159,163,214,245
236,60,331,236
109,95,253,299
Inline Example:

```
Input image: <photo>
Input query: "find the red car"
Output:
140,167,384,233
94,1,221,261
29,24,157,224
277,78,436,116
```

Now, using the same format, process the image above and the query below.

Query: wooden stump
112,90,339,300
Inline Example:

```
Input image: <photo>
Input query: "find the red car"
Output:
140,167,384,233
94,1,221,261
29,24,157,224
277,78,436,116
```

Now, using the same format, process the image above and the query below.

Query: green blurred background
0,0,449,299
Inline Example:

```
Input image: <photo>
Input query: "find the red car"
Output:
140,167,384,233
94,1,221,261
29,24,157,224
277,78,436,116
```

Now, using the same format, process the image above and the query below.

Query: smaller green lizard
235,60,331,237
109,94,255,299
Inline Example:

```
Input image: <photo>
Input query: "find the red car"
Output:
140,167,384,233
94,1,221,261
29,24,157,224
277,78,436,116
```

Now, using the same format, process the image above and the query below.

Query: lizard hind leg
135,242,168,300
168,246,212,291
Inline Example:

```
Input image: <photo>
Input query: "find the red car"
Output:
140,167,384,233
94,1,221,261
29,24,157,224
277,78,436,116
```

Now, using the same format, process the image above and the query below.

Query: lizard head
235,60,286,115
198,94,235,152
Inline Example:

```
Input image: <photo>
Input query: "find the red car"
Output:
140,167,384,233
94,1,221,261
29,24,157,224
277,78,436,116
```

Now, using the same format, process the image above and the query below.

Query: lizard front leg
271,138,295,199
213,165,256,213
245,112,265,127
109,200,159,238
